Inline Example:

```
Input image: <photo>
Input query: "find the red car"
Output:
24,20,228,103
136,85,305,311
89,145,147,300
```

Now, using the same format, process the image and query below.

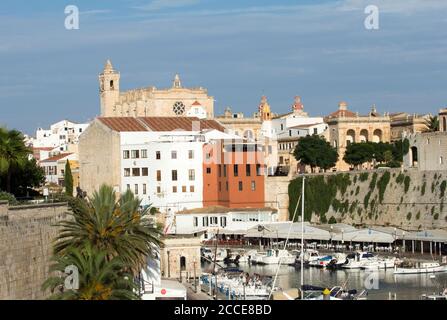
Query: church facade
99,60,214,118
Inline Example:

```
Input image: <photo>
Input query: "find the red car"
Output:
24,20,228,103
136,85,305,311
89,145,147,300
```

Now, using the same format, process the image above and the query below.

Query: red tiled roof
98,117,224,132
40,153,72,163
98,117,148,132
140,117,225,132
326,109,357,118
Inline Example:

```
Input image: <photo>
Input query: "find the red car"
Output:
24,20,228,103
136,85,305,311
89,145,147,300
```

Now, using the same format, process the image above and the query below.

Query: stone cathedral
99,60,214,118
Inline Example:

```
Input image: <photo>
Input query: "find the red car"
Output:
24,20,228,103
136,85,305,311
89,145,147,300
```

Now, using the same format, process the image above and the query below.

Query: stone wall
265,176,290,221
0,201,69,300
276,168,447,230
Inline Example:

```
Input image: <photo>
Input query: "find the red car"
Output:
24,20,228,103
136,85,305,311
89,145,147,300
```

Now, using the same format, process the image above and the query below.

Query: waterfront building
172,206,278,241
325,102,391,171
99,60,214,118
79,116,267,214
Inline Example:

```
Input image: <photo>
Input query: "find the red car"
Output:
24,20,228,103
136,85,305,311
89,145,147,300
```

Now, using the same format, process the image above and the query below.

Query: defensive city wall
0,201,69,299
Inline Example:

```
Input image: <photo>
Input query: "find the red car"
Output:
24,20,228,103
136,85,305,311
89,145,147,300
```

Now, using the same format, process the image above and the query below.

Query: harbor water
202,262,447,300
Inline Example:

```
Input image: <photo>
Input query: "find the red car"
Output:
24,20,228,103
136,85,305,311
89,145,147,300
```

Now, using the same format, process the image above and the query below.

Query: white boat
296,249,323,264
201,247,227,262
308,255,334,268
361,257,396,270
420,288,447,300
342,252,376,269
394,261,447,274
257,249,296,265
250,251,267,264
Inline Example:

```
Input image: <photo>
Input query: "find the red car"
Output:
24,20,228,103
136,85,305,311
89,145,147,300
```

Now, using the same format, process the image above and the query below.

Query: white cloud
135,0,200,11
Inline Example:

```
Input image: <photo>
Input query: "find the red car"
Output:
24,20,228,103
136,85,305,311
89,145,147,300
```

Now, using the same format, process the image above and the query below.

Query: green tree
293,135,338,171
43,243,138,300
64,161,73,197
54,185,162,273
2,158,46,197
0,128,31,192
343,142,375,168
392,138,410,162
425,115,439,132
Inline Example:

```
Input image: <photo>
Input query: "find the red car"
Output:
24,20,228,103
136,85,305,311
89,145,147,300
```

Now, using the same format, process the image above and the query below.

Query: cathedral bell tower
99,59,120,117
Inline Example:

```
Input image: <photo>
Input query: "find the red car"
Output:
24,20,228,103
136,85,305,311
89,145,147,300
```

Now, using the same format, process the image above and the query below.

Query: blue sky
0,0,446,134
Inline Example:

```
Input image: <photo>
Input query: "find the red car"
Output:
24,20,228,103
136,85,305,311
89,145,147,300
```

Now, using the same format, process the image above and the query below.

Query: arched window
443,117,447,132
346,129,355,145
359,129,368,142
180,256,186,271
373,129,382,143
411,146,418,167
110,80,114,89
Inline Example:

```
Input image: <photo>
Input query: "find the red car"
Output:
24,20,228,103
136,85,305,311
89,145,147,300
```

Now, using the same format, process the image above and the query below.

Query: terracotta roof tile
40,153,72,163
98,117,148,132
139,117,225,132
98,117,225,133
326,109,357,118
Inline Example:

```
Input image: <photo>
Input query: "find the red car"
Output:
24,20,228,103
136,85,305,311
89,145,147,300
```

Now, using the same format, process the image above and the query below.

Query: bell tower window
110,80,114,90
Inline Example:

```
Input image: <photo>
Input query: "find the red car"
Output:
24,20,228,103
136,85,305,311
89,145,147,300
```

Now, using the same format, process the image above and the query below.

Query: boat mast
300,176,305,300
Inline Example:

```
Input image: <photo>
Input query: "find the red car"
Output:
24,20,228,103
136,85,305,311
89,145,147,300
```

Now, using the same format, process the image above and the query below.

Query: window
238,181,243,191
206,167,211,174
256,164,262,176
203,217,209,227
182,186,187,193
172,186,177,193
156,170,161,181
132,168,140,176
143,184,147,195
313,128,318,135
193,217,198,227
188,150,194,159
141,150,148,158
171,151,177,159
123,150,130,159
131,150,140,159
289,130,292,137
233,165,239,177
124,168,130,177
218,165,222,177
190,185,195,193
142,168,148,176
223,165,227,177
134,184,138,195
188,169,195,181
246,164,251,176
210,217,218,225
251,181,256,191
157,186,161,194
220,217,227,228
172,170,178,181
440,156,444,165
280,124,284,131
156,151,161,160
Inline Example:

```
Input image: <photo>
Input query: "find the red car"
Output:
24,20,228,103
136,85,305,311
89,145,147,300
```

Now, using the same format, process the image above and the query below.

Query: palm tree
43,243,138,300
0,128,31,192
425,115,439,132
54,185,162,274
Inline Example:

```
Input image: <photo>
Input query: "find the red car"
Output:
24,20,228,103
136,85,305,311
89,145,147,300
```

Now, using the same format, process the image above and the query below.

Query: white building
79,117,240,214
40,153,77,185
172,206,278,241
32,120,89,152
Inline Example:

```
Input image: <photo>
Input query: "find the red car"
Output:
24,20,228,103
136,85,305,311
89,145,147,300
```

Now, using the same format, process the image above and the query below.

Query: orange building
203,141,265,208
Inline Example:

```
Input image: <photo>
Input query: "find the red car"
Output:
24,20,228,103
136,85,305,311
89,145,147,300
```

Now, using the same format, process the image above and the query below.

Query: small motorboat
342,252,376,269
394,261,447,275
420,288,447,300
361,257,396,270
308,255,334,268
256,249,296,265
